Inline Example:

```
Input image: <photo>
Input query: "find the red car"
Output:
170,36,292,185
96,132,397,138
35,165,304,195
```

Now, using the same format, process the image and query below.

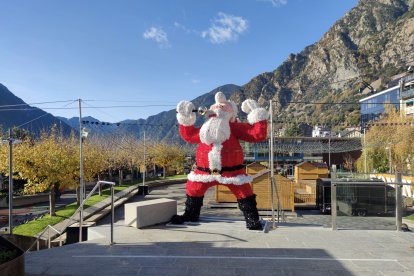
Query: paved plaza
25,182,414,275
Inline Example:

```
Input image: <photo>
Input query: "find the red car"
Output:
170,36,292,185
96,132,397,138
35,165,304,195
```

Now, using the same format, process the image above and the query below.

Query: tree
13,128,79,216
284,122,303,137
343,154,355,172
152,143,186,178
358,105,414,174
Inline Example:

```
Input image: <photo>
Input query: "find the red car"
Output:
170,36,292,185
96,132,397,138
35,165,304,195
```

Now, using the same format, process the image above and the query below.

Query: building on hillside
359,71,414,126
338,127,363,138
400,73,414,116
359,85,400,127
276,127,286,137
312,125,334,137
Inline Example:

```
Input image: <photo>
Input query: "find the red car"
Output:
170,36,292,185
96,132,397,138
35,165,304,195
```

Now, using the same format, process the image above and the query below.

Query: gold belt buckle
211,169,220,175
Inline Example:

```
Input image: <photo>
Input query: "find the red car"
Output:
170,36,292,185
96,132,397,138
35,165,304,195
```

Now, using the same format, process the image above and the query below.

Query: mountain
230,0,414,127
0,84,74,136
110,0,414,141
58,84,241,141
56,115,117,135
4,0,413,141
231,0,414,124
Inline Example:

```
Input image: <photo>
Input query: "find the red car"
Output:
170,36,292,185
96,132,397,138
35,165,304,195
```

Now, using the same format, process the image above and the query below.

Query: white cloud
174,22,199,35
202,12,248,44
143,27,170,48
258,0,287,7
191,79,200,84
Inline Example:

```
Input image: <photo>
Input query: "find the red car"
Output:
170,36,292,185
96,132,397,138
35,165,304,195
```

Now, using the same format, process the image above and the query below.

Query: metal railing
27,180,116,252
330,172,413,231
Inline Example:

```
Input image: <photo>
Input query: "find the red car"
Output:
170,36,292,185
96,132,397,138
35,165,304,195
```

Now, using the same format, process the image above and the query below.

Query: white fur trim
215,92,226,104
176,100,194,115
187,171,253,185
241,99,259,114
199,116,230,145
208,143,222,171
177,113,196,126
247,108,269,124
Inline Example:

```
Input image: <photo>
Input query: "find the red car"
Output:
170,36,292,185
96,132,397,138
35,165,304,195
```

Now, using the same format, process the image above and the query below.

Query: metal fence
330,172,413,231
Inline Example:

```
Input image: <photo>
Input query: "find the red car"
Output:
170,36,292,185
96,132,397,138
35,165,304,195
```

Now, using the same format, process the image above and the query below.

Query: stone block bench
124,198,177,228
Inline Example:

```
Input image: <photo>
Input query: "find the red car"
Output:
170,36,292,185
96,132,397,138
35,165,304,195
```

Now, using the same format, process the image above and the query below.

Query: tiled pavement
25,182,414,275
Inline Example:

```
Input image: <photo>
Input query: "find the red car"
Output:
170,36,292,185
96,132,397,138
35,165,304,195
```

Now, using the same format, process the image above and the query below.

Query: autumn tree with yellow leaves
152,142,186,178
356,105,414,174
0,128,188,216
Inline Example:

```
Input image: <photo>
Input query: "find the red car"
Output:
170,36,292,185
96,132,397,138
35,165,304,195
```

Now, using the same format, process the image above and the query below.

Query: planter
0,235,24,276
0,194,49,208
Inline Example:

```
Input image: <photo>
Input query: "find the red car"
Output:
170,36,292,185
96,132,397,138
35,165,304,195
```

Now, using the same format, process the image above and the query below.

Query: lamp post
2,129,21,235
385,144,392,174
139,130,148,195
363,127,367,174
328,126,331,169
81,127,89,199
78,99,84,242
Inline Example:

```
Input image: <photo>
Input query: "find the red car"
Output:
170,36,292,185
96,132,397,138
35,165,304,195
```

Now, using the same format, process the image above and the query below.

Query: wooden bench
124,198,177,228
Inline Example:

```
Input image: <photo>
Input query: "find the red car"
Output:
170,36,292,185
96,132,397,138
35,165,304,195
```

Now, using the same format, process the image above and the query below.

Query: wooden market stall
215,162,295,211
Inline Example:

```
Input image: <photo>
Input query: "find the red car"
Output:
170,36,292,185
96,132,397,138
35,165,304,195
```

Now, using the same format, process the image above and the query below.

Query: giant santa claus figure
171,92,268,230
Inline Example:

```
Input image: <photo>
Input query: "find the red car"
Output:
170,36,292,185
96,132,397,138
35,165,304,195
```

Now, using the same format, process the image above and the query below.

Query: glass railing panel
335,182,397,230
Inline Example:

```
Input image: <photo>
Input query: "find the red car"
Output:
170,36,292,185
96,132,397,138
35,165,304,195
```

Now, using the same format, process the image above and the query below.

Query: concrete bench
124,198,177,228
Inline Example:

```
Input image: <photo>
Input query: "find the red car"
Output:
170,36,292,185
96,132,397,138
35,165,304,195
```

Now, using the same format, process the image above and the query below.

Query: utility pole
78,99,84,242
7,129,13,235
2,129,21,235
399,79,405,117
269,101,275,226
328,126,331,169
363,127,367,174
139,130,148,195
143,130,146,187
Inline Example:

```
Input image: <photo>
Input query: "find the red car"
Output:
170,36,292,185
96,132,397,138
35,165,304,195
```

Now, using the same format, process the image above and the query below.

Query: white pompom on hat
215,91,227,104
211,91,238,122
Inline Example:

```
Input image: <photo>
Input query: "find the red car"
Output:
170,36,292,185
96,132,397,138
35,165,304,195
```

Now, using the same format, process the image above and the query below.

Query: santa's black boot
238,194,263,230
170,195,204,224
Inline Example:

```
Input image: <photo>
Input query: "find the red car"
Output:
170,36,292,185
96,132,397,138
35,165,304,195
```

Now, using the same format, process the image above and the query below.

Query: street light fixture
81,127,89,142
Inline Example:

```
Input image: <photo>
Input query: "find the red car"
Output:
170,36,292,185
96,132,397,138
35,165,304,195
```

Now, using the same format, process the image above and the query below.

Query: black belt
196,164,245,175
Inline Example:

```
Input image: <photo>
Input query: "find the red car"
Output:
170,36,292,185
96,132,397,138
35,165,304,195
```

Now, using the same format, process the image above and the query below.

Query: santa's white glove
241,99,269,124
176,100,196,126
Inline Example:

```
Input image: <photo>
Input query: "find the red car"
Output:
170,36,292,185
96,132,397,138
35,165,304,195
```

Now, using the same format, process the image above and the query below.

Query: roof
359,85,399,102
296,161,328,168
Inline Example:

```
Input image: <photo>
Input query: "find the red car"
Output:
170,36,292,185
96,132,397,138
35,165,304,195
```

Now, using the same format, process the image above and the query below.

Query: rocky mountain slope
230,0,414,127
2,0,413,142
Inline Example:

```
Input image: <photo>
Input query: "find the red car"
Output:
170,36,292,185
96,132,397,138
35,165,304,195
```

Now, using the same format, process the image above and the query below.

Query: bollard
331,183,337,231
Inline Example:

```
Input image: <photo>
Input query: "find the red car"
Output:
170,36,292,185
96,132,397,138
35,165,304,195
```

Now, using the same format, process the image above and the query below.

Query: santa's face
199,103,233,145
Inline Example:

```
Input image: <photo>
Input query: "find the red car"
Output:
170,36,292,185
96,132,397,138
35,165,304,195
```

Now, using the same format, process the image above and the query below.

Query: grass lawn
405,214,414,221
11,175,185,237
12,185,131,237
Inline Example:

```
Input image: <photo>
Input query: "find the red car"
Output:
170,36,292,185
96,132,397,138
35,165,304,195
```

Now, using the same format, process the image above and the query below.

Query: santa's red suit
171,91,268,230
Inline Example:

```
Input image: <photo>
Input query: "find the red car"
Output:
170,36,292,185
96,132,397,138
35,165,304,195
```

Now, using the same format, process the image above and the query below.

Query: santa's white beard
199,114,231,145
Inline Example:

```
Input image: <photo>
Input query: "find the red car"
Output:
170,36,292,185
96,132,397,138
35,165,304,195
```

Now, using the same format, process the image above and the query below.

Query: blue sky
0,0,358,122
